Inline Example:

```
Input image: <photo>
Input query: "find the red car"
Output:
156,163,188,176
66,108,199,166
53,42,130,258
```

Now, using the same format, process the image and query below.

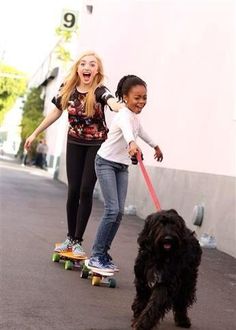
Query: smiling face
124,85,147,114
77,55,99,86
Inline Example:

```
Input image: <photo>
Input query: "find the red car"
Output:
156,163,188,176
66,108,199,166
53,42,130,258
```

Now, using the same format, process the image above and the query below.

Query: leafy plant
54,26,79,63
0,64,27,124
55,27,73,62
19,87,45,158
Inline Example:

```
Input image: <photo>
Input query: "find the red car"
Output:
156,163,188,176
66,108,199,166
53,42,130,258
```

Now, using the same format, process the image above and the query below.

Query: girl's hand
24,133,36,151
128,141,140,157
154,145,163,162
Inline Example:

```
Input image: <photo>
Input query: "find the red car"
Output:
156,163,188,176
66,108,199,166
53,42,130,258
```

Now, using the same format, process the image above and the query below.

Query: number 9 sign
60,9,79,31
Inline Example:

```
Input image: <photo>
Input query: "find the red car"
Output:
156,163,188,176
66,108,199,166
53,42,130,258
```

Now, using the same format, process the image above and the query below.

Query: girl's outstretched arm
106,98,125,112
95,86,125,112
24,107,63,150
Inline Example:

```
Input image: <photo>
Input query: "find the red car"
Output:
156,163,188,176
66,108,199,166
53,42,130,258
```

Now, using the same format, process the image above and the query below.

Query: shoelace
104,255,118,270
61,239,71,247
106,253,112,261
73,243,83,251
56,240,71,252
105,255,115,265
99,256,111,267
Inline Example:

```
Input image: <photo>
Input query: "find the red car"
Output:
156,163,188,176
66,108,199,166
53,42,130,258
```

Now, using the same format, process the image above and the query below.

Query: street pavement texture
0,158,235,330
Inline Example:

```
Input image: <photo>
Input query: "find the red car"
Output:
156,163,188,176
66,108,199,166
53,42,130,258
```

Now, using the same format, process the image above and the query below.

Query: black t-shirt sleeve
51,84,64,111
95,86,114,106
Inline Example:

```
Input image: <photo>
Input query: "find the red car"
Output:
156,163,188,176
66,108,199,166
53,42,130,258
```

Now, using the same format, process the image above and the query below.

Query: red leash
136,152,162,211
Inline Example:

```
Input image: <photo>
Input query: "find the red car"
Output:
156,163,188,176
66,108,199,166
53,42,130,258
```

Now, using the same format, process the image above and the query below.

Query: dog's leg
173,307,191,328
172,283,194,328
131,282,151,328
134,285,171,330
173,268,199,328
132,253,152,327
131,296,149,329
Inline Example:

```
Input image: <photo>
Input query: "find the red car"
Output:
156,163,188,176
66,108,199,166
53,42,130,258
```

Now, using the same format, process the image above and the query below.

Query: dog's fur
132,209,202,330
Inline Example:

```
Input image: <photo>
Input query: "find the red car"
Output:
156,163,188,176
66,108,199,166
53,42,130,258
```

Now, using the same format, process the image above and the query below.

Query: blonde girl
25,51,123,255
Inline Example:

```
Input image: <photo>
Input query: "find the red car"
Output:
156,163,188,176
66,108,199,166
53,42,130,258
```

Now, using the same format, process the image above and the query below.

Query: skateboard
52,243,87,270
80,259,117,288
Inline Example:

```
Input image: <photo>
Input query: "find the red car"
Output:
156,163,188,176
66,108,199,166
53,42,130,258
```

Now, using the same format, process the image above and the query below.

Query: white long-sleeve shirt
98,107,157,165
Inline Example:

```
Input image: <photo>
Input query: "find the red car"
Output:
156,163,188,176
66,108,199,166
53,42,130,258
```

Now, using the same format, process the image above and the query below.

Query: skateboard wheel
108,278,116,288
65,260,73,270
80,269,89,279
92,276,101,286
52,253,60,262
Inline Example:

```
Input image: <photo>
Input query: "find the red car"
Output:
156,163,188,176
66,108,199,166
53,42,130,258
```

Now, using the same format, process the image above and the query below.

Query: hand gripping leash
136,151,162,211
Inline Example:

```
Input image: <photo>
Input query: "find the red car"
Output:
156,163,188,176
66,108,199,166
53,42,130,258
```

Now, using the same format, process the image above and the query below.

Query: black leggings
66,142,100,242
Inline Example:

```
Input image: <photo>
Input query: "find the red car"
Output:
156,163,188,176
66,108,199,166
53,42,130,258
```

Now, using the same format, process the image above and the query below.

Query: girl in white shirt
88,75,163,271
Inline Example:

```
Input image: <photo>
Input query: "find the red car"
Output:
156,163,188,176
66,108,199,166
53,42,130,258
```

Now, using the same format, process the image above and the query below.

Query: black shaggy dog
132,209,202,330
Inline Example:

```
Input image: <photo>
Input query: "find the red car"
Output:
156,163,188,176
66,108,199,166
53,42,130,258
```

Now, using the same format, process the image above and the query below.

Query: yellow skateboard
52,243,87,270
80,259,116,288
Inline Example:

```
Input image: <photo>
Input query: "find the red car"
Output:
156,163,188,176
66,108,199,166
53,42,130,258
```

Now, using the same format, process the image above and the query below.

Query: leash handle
136,151,161,211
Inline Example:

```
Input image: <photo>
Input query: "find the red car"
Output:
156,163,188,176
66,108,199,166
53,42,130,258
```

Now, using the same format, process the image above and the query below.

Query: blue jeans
92,155,129,257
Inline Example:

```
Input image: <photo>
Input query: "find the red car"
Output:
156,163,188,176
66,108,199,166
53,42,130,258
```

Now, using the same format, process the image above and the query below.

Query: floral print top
52,85,114,146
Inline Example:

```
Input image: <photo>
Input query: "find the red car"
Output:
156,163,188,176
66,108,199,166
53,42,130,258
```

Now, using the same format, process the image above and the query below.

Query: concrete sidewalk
0,157,236,330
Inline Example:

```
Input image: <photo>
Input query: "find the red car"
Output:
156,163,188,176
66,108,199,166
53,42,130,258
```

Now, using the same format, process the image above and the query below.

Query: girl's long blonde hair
60,51,104,117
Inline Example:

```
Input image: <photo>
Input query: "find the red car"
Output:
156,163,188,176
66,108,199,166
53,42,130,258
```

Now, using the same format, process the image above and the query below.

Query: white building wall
50,0,235,256
75,0,235,177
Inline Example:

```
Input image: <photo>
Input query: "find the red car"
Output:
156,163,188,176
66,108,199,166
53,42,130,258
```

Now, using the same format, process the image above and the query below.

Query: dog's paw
175,316,191,328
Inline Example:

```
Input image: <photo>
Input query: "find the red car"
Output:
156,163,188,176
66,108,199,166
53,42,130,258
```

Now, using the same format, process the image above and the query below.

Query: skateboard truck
52,243,87,270
81,260,117,288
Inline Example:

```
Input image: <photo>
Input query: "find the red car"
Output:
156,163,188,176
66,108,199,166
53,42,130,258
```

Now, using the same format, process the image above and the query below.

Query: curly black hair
115,75,147,102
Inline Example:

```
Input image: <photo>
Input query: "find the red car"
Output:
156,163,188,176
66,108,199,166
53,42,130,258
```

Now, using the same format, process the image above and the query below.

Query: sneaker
72,242,86,256
88,256,114,272
105,254,119,272
54,237,73,252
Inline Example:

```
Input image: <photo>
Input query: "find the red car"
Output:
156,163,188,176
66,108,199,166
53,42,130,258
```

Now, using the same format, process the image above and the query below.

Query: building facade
30,0,236,257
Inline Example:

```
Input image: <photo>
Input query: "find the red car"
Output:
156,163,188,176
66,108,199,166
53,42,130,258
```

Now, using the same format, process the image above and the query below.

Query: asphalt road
0,157,235,330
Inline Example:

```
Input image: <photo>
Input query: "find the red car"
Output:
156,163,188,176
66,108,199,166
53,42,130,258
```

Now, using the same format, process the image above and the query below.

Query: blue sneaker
88,256,114,272
105,254,119,272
